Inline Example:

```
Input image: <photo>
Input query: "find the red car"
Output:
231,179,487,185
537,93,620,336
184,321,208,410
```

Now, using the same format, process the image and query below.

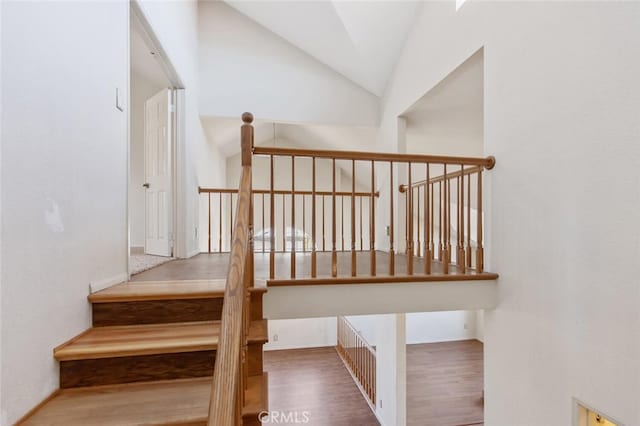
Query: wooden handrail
208,113,254,426
199,187,380,198
254,146,495,168
398,165,483,193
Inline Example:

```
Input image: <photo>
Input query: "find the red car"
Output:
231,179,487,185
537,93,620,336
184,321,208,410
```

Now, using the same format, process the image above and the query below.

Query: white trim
186,249,200,259
573,398,625,426
89,273,128,294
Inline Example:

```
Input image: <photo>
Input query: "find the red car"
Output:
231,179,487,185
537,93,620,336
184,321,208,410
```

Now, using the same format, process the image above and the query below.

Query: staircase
17,279,268,425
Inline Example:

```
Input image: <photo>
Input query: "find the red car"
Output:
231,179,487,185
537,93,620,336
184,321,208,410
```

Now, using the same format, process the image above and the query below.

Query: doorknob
143,183,150,189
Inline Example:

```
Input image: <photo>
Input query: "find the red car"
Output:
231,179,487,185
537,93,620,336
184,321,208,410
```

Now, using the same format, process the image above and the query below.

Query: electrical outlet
464,323,468,330
273,334,278,342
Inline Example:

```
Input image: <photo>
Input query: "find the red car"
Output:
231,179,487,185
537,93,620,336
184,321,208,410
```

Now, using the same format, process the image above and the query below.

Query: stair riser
60,350,216,388
91,292,264,326
92,299,224,326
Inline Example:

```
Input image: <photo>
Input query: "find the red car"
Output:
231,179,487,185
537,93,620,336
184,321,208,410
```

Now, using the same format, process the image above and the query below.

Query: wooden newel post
241,112,253,167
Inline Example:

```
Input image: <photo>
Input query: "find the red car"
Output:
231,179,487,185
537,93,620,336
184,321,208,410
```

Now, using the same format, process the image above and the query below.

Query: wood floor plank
407,340,484,426
130,252,497,284
264,347,379,426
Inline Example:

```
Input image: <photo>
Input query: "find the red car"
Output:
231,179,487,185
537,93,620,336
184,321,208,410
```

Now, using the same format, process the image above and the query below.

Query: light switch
116,87,124,112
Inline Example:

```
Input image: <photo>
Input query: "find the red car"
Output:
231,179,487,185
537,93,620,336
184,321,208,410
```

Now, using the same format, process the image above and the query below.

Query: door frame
128,2,185,278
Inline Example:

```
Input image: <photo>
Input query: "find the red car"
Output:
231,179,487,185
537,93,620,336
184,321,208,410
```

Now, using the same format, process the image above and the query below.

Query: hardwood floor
132,251,492,283
264,347,379,426
407,340,484,426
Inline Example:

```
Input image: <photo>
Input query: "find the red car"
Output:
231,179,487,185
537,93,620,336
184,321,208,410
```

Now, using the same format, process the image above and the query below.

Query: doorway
129,4,182,276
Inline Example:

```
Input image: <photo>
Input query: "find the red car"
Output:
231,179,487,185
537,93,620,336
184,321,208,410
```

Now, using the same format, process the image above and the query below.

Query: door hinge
169,104,176,113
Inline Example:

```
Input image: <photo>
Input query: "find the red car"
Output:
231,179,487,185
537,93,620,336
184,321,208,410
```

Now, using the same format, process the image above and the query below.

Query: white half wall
1,2,129,423
380,2,640,425
265,317,337,351
198,1,379,126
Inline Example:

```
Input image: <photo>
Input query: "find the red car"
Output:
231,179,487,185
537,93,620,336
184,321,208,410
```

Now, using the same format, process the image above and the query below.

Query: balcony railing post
406,162,413,275
351,160,357,276
476,169,484,272
311,158,317,277
332,159,337,277
291,155,296,278
370,161,376,276
389,161,395,275
424,163,431,274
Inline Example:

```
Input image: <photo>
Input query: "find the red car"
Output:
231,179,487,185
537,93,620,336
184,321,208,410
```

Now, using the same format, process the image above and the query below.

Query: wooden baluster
407,162,413,275
322,196,326,252
269,156,275,279
341,196,345,252
370,161,376,276
312,158,317,277
476,169,484,272
351,160,357,276
430,181,434,260
424,164,431,274
458,166,466,273
466,173,472,268
218,193,222,252
291,156,296,278
360,197,363,251
229,193,233,251
442,165,449,274
438,181,443,261
332,159,337,277
416,186,421,258
389,161,395,276
302,194,306,253
208,192,211,253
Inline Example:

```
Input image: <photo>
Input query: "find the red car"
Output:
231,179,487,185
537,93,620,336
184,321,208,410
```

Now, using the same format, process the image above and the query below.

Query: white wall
265,317,337,351
475,310,484,343
198,1,379,126
406,311,476,344
347,311,479,347
129,71,164,249
0,2,129,423
136,0,226,259
380,2,640,425
0,1,4,422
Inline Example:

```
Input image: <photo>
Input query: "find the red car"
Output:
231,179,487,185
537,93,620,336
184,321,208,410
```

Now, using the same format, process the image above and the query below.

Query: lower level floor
265,341,483,426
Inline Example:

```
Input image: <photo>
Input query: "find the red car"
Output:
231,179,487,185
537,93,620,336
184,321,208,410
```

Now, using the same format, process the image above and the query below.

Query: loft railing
208,113,254,426
251,146,495,281
199,187,379,253
336,316,376,409
399,163,491,274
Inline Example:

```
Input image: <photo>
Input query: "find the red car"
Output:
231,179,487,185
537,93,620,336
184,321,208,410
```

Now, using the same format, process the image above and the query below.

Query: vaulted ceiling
224,1,422,96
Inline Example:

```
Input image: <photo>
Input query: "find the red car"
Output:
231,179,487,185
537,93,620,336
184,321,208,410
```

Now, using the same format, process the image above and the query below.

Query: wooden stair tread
55,320,267,361
89,279,267,303
19,378,211,425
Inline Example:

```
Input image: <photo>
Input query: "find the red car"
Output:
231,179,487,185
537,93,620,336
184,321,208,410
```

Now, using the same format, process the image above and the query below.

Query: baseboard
89,272,128,294
185,249,200,259
130,246,144,255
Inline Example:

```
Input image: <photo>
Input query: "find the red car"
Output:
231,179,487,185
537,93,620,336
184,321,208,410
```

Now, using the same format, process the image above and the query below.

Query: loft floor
132,251,497,284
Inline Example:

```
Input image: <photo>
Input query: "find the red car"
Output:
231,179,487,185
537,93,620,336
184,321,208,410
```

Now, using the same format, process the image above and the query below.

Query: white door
144,89,173,256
